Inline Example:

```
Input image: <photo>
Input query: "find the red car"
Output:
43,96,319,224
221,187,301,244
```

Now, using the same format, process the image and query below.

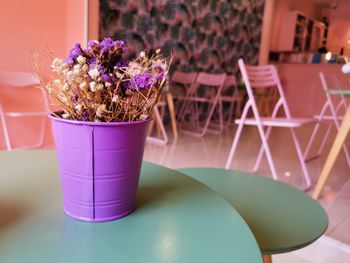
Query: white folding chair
0,71,48,150
179,72,226,137
225,59,316,189
303,72,350,167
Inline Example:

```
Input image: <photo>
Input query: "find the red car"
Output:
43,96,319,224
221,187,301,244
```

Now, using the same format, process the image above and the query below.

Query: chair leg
290,128,311,189
219,100,224,132
147,106,168,145
313,106,350,199
0,106,12,150
225,121,244,169
166,93,178,139
255,123,279,180
316,123,332,157
225,102,250,169
253,126,271,172
198,100,219,137
303,121,322,161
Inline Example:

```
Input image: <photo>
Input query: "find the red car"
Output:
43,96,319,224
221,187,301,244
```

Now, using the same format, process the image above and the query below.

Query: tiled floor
144,123,350,262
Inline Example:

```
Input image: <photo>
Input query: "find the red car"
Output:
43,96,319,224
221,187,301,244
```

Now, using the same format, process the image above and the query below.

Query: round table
0,151,262,263
178,168,328,258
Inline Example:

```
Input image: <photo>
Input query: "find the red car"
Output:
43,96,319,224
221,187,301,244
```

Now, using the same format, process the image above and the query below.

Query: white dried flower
88,68,99,79
158,62,167,71
73,64,82,75
63,83,69,92
156,49,161,54
62,113,70,119
139,114,148,121
89,81,96,92
79,82,87,90
51,58,66,72
116,72,123,79
46,85,52,94
139,51,145,58
96,83,104,91
53,79,61,86
127,61,143,75
105,82,112,87
65,71,74,80
76,55,86,65
96,104,106,117
58,94,69,104
75,103,83,113
112,95,119,103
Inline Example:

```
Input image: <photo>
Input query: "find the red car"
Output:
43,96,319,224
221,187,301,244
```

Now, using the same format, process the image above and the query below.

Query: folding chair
220,75,242,126
0,71,48,150
225,59,315,189
303,72,350,167
170,71,198,123
179,72,226,137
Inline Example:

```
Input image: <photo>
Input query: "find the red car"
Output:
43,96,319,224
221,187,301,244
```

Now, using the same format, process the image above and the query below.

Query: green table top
0,151,262,263
178,168,328,255
325,89,350,97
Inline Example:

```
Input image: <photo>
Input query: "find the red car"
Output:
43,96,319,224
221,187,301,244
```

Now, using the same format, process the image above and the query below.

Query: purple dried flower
89,57,97,70
82,110,90,121
87,40,99,52
99,37,115,53
131,73,155,90
102,73,112,83
115,59,129,68
155,71,164,80
65,43,83,65
115,40,127,53
98,65,107,74
120,81,131,90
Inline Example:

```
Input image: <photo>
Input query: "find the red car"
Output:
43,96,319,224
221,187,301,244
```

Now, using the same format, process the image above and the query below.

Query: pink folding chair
303,72,350,167
220,75,242,126
169,71,198,120
0,71,48,150
225,59,315,189
179,72,226,137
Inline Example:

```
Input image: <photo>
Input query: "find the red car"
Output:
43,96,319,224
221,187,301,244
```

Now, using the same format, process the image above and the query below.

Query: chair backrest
171,71,197,85
0,71,48,112
194,72,226,101
0,71,40,87
195,72,226,87
222,75,237,95
223,75,237,87
238,58,292,118
170,71,197,97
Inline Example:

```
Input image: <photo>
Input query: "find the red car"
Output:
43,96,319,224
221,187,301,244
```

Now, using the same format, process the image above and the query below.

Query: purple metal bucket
49,115,150,222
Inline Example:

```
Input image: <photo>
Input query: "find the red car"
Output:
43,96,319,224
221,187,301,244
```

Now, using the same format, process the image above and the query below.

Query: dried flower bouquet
45,37,170,122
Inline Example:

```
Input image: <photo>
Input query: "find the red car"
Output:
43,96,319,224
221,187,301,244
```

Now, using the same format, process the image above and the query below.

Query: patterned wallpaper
99,0,265,75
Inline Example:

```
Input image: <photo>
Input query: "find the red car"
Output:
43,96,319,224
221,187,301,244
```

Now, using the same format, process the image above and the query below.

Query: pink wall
0,0,87,149
0,1,68,71
327,2,350,57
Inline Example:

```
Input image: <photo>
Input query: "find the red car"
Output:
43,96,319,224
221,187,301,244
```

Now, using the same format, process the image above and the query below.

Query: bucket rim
49,113,151,126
